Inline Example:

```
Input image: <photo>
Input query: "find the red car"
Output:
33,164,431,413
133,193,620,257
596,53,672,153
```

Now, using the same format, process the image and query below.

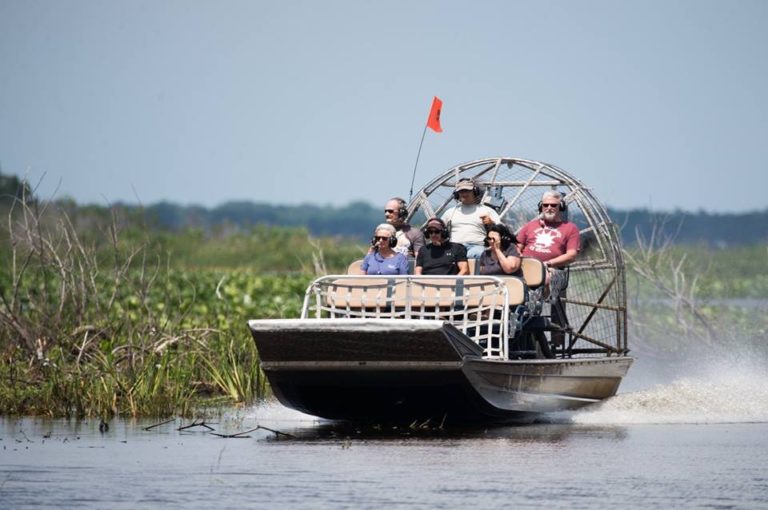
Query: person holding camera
479,223,522,276
359,223,409,275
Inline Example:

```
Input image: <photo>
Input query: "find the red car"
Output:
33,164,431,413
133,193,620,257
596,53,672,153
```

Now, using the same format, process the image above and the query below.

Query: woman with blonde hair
360,223,409,275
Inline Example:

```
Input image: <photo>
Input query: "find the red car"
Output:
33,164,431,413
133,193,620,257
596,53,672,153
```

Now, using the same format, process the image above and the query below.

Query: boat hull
248,319,633,424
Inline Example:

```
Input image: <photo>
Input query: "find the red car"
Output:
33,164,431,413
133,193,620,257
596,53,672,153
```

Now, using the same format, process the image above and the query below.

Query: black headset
452,178,481,200
371,233,398,249
422,217,450,241
391,197,408,220
483,223,515,249
537,192,568,212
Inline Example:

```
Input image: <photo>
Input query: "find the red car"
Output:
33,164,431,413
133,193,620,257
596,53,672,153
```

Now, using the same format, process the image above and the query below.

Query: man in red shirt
516,190,580,269
516,190,580,350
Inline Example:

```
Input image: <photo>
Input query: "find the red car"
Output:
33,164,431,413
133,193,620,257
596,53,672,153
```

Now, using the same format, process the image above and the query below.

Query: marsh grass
623,225,768,351
203,337,267,403
0,197,341,417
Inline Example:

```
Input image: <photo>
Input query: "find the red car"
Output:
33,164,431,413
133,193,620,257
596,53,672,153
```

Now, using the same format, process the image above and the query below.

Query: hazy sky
1,0,767,212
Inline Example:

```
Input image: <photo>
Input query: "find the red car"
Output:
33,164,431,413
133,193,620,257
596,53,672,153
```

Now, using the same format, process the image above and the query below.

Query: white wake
573,368,768,424
243,400,322,425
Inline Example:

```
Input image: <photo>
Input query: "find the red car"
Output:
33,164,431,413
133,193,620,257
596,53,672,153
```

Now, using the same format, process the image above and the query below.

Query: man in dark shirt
415,218,469,275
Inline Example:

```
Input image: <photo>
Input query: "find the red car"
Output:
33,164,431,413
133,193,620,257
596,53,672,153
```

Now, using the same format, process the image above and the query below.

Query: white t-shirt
441,204,500,245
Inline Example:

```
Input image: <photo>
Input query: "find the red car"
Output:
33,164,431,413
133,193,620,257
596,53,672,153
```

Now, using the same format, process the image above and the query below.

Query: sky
1,0,767,213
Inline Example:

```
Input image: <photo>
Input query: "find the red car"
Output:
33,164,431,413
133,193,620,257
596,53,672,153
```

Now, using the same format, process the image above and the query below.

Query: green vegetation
0,196,363,418
1,184,766,418
624,240,768,353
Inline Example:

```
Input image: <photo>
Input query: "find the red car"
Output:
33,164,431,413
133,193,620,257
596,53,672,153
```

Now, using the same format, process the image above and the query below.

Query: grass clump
623,227,768,353
0,196,358,418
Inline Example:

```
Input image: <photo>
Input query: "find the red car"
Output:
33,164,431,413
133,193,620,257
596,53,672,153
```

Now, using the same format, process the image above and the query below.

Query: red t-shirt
516,219,580,262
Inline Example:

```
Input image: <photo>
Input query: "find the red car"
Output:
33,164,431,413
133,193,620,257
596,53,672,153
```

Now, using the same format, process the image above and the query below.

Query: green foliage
146,226,363,273
624,245,768,299
0,199,337,417
202,336,267,404
0,266,313,417
0,170,32,205
624,243,768,354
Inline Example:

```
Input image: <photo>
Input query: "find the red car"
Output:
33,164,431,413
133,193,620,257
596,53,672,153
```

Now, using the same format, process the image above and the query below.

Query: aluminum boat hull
249,318,633,424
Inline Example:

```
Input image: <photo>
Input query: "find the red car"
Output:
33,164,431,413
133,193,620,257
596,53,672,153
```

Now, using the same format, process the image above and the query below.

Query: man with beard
517,190,580,268
516,190,580,350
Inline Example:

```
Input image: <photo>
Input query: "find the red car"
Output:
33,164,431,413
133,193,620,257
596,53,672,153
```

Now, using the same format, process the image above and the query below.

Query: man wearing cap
441,178,500,259
415,218,469,275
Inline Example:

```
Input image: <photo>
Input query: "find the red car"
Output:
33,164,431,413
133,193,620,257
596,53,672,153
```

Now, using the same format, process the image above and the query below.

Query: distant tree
610,208,768,247
4,181,765,247
0,168,33,204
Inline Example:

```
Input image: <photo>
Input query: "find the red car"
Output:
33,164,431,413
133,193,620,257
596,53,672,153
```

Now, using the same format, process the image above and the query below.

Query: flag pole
409,96,442,202
408,124,429,202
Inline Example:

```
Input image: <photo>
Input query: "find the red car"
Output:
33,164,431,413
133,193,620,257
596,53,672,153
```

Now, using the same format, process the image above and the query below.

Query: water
3,339,768,509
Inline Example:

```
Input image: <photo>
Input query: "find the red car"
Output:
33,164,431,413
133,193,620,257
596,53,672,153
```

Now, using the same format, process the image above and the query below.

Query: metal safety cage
405,157,628,358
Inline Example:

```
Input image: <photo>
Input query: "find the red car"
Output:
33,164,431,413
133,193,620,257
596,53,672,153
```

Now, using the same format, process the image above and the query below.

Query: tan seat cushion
520,257,545,289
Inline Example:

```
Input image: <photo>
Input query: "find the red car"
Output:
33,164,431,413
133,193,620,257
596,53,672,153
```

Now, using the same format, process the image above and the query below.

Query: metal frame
302,275,513,360
405,157,628,357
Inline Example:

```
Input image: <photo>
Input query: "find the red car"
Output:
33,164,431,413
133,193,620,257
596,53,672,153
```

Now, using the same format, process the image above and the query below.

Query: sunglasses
426,229,442,235
541,203,560,209
374,236,391,241
384,209,396,214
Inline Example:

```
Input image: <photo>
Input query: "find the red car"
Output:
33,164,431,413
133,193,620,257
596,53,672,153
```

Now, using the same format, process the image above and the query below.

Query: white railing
301,275,523,360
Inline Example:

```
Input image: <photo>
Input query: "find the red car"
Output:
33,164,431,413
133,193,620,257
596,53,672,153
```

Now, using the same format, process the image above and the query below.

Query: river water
3,343,768,509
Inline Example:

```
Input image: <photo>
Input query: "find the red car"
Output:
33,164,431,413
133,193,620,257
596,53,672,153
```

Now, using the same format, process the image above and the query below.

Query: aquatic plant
623,223,768,352
0,196,340,417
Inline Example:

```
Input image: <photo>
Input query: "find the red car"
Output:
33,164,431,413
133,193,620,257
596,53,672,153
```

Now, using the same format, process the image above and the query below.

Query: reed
202,336,266,404
623,224,768,350
0,196,317,417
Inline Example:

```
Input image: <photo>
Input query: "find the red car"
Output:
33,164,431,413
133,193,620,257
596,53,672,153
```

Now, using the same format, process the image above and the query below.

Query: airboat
248,157,632,424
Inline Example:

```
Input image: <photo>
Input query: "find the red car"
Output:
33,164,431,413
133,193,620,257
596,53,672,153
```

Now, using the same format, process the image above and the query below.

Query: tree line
2,171,766,246
137,201,768,247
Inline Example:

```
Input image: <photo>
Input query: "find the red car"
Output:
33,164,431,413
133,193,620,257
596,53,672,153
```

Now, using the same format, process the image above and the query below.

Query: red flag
426,96,443,133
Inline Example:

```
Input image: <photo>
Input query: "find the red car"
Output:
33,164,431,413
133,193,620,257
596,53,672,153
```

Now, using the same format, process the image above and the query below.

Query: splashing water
573,368,768,425
244,400,321,425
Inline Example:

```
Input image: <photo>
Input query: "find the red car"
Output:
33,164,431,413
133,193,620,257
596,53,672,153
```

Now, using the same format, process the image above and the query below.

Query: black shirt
416,242,468,275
